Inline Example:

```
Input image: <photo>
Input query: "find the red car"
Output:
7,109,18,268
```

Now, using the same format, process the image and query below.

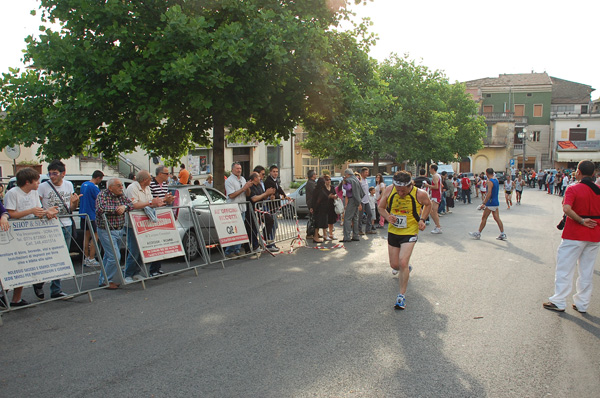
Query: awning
555,151,600,162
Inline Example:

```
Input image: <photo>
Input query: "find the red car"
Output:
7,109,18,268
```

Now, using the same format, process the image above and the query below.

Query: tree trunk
373,152,380,174
213,116,226,194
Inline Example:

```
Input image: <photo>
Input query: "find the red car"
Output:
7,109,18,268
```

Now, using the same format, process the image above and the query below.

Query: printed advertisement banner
0,218,74,289
130,208,185,263
210,204,249,247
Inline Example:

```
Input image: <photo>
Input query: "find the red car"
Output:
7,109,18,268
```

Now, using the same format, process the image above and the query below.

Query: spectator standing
123,170,166,283
178,164,191,185
340,168,364,242
224,162,252,258
149,165,175,275
96,178,134,289
359,167,376,234
79,170,104,266
460,173,472,204
1,168,58,307
543,161,600,313
305,169,317,239
34,160,79,300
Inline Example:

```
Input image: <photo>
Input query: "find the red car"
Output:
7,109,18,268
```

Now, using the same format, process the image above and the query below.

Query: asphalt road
1,187,599,397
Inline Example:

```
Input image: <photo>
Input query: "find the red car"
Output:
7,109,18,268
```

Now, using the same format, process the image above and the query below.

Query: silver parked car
168,185,227,260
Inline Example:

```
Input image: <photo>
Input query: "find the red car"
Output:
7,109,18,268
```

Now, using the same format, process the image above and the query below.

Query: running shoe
431,227,442,234
496,233,507,241
394,294,406,310
469,231,481,240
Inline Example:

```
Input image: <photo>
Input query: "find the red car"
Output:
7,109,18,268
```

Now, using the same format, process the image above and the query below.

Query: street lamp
517,128,533,172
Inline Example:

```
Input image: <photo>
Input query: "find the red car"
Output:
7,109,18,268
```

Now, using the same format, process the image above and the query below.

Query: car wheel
183,230,201,261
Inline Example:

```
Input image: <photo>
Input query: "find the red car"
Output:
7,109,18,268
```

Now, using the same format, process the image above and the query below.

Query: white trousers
549,239,600,311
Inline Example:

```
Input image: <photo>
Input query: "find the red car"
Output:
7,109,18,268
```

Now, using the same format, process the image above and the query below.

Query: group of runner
379,166,506,310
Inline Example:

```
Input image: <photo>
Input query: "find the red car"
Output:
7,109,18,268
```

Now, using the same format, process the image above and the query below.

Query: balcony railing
483,137,507,147
481,112,528,125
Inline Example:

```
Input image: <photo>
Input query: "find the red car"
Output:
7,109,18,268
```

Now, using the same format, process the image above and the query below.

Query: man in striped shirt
148,165,175,275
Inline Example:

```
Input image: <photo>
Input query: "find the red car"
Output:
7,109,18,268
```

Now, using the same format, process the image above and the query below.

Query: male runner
469,168,507,240
423,164,442,234
378,171,431,310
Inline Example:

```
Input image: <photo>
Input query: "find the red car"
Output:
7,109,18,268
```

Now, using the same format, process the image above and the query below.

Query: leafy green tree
0,0,366,190
302,54,486,170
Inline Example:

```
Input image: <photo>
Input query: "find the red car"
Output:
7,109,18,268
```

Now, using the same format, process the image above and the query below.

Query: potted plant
15,160,43,174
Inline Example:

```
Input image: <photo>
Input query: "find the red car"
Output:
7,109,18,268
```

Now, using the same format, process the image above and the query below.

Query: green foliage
302,54,486,165
0,0,366,191
289,180,306,189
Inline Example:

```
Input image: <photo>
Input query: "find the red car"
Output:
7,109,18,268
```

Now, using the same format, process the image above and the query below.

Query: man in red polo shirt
460,173,472,204
543,160,600,313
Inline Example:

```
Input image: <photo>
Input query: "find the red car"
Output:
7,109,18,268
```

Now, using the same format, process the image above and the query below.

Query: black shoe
542,302,564,312
33,286,45,300
351,237,360,241
572,304,587,313
10,299,29,307
50,292,71,299
340,239,352,242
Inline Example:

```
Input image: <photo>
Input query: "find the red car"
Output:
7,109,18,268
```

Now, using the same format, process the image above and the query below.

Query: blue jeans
225,212,246,255
98,227,124,285
124,228,141,278
439,195,446,213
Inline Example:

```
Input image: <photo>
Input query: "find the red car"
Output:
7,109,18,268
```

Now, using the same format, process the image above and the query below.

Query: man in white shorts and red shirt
423,164,443,234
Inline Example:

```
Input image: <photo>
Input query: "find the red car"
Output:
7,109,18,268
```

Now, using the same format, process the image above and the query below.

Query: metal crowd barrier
100,206,210,290
192,201,263,266
0,213,109,317
259,198,300,245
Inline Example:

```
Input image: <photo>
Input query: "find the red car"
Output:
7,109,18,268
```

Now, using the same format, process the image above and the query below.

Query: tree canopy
0,0,367,189
302,54,486,167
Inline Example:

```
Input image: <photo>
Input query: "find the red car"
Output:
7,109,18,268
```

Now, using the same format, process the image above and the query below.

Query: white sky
1,0,599,98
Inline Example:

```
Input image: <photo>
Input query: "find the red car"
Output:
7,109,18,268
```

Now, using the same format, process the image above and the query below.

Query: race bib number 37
393,215,407,229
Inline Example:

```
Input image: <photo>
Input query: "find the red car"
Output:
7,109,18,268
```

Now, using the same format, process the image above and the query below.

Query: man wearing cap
341,168,365,242
378,171,431,310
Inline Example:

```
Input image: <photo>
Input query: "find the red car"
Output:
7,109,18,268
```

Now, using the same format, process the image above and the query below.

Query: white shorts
486,206,498,212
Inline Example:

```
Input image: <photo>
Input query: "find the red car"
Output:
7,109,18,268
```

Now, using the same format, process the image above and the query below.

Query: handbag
334,197,344,215
306,213,316,236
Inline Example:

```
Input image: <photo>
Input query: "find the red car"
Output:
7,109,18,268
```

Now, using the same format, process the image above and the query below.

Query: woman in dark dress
323,175,337,240
311,176,338,243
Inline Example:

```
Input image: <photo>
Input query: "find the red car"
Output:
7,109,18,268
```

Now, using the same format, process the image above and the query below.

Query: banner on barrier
210,204,249,247
0,218,74,289
130,208,185,263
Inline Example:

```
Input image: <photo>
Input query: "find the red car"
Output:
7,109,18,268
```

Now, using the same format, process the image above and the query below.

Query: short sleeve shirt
3,187,42,219
562,181,600,242
225,174,247,212
79,181,100,221
37,180,75,227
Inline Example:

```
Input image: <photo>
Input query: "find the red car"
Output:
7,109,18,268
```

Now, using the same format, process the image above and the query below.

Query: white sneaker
124,276,135,284
431,227,443,234
132,274,144,281
392,269,399,276
87,257,99,266
496,233,507,241
446,210,452,214
469,231,481,240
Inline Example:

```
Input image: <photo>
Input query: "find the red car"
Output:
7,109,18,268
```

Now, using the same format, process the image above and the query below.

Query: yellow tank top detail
387,186,422,236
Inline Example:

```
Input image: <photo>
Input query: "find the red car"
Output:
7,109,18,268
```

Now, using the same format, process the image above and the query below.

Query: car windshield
206,188,226,204
188,188,210,206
